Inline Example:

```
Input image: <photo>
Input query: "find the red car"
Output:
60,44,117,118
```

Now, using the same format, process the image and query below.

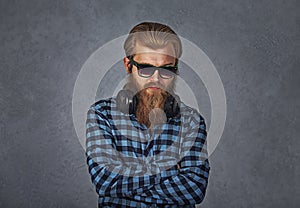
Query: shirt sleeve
132,113,210,205
85,106,161,198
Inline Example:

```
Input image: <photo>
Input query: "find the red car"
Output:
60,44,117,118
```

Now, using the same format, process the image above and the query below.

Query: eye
138,67,156,76
159,68,175,78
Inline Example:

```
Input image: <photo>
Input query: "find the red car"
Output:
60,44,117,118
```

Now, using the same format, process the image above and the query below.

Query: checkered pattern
86,97,210,207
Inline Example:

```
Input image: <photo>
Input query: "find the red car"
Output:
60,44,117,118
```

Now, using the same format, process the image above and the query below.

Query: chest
109,115,182,157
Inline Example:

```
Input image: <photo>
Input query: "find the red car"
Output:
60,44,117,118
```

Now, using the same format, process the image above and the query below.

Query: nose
149,69,160,82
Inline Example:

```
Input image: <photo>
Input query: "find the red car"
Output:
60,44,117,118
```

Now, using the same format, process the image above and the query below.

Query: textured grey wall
0,0,299,207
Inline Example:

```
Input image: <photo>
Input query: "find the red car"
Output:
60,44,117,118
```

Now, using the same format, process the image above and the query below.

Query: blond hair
124,22,182,61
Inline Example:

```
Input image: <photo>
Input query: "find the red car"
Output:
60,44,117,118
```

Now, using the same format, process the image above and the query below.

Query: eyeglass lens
139,67,175,79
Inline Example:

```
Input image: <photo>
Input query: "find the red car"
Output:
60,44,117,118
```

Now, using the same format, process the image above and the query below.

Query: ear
123,57,131,74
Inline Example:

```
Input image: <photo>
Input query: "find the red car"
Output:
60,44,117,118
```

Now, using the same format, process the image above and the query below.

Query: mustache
144,82,164,89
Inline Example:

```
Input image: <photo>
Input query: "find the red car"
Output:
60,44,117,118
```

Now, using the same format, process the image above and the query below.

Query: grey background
0,0,299,207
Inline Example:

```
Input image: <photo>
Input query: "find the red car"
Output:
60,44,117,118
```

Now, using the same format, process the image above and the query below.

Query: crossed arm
86,106,210,205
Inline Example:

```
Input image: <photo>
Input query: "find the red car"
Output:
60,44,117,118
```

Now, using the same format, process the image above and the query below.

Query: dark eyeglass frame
129,57,178,79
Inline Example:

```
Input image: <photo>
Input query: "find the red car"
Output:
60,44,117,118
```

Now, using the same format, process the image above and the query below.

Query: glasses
129,58,178,79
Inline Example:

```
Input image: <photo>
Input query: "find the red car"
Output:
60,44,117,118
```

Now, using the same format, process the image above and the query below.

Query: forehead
133,42,176,64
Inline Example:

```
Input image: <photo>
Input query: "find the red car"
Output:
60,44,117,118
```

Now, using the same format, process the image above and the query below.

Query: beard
136,88,168,127
125,75,176,128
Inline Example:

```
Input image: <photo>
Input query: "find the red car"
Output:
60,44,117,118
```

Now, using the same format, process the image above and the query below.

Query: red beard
124,75,176,128
136,88,168,128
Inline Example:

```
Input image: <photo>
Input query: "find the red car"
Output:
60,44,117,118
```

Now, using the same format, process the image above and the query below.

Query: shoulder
88,97,117,116
179,101,206,126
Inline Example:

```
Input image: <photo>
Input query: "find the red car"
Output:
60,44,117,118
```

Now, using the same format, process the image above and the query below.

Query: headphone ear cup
164,94,180,118
116,90,135,114
130,93,138,115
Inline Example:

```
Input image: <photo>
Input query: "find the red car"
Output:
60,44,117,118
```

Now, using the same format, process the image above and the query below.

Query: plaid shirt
86,97,210,208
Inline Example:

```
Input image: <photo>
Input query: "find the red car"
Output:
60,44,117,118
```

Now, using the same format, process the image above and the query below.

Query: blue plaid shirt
86,97,210,207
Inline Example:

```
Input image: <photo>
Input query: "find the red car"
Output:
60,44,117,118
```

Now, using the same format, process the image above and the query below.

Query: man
86,22,210,207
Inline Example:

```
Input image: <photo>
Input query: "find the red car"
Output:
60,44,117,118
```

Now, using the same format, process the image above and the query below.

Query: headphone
116,89,180,119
